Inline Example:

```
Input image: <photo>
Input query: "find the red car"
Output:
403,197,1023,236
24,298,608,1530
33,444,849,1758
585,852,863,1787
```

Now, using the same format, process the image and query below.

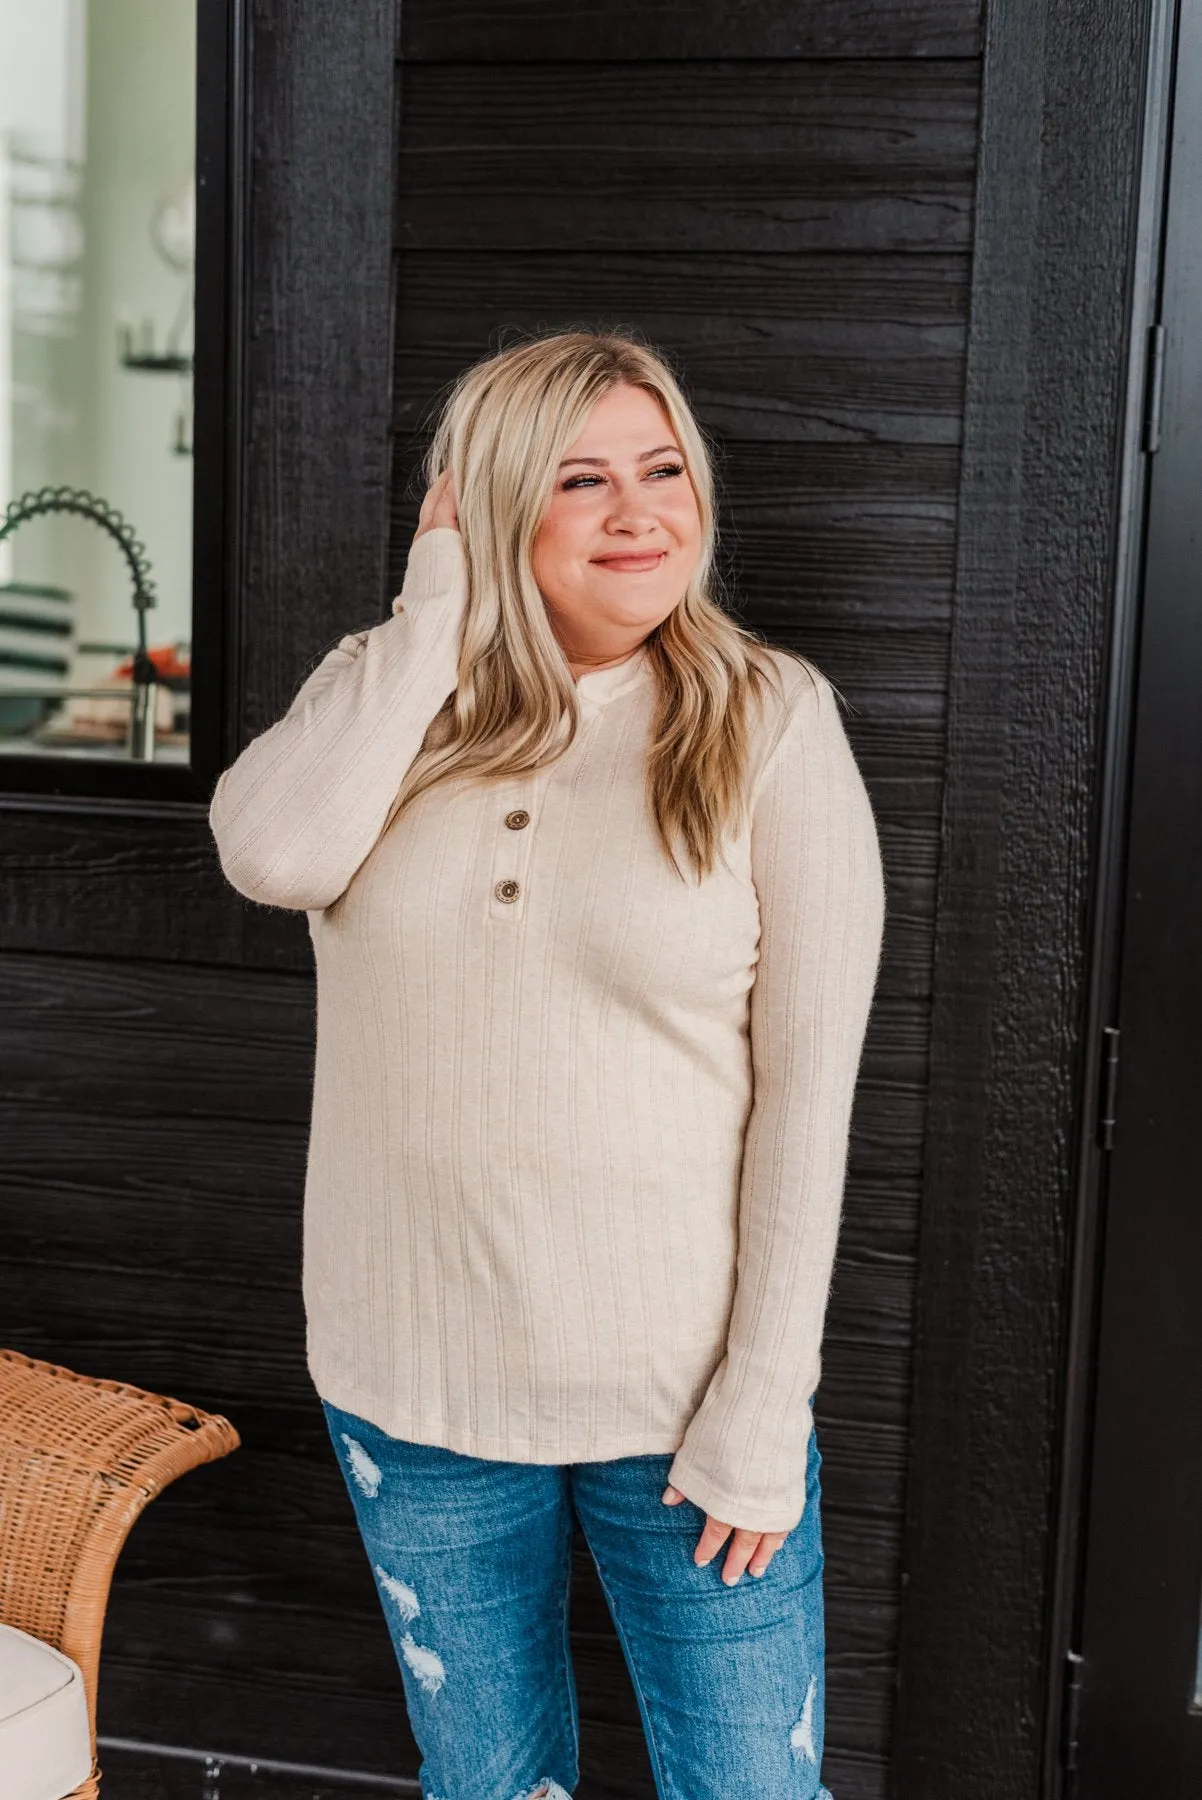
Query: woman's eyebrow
558,444,683,469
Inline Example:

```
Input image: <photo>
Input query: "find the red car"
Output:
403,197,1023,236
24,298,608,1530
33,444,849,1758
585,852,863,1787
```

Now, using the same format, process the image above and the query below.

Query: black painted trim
99,1737,419,1792
197,0,251,784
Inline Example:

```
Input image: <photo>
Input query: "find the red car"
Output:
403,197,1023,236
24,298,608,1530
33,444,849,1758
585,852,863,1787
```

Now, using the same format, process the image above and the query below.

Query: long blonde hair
392,330,809,881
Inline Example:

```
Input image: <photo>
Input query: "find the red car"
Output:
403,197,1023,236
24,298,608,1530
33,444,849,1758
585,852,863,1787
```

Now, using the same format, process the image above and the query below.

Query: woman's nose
604,488,659,533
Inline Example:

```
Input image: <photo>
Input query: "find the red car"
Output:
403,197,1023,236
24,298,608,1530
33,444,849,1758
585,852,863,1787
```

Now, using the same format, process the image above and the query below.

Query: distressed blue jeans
322,1399,832,1800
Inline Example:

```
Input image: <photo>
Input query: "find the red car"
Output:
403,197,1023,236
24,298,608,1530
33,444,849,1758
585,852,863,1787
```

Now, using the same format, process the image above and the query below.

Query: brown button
505,809,530,830
495,878,521,903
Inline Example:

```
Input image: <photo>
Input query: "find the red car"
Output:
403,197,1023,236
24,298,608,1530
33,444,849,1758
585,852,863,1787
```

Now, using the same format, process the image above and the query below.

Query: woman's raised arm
209,525,466,912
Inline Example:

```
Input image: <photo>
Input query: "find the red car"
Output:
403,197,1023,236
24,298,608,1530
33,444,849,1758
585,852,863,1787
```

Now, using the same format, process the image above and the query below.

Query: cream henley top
209,528,885,1532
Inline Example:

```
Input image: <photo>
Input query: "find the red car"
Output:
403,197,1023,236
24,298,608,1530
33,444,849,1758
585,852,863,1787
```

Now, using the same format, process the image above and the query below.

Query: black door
1074,1,1202,1790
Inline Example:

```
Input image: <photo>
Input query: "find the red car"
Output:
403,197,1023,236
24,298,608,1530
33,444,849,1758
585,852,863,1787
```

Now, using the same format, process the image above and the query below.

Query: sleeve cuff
666,1418,813,1536
391,528,466,615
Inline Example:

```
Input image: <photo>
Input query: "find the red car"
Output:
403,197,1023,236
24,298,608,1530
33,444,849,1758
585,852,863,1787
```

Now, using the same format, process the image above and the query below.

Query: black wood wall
0,0,1156,1796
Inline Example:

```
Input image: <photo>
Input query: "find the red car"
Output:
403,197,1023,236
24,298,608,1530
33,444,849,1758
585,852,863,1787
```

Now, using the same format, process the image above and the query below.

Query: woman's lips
591,551,667,572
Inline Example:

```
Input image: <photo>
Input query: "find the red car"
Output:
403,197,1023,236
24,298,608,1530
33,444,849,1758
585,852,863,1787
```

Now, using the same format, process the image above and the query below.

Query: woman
209,331,885,1800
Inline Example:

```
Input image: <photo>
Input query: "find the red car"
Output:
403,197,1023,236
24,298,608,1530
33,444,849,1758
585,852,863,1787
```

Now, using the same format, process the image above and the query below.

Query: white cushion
0,1624,92,1800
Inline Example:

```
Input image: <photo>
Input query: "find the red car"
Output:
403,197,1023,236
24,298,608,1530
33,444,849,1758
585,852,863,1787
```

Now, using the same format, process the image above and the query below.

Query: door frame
891,2,1173,1795
1045,0,1181,1789
1067,0,1202,1787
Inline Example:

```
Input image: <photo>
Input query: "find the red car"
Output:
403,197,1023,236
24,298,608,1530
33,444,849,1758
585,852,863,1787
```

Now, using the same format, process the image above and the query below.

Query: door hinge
1098,1026,1121,1151
1061,1648,1086,1787
1143,322,1166,453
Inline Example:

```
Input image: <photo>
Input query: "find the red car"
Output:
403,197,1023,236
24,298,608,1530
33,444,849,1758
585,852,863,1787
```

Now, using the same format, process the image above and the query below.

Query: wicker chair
0,1348,240,1798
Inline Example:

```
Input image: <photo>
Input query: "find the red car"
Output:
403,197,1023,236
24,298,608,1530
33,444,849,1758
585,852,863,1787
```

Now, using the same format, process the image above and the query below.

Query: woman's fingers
661,1490,788,1585
415,473,442,535
747,1532,787,1578
692,1513,733,1569
690,1510,788,1585
415,469,459,538
719,1527,765,1586
694,1513,762,1586
432,471,458,530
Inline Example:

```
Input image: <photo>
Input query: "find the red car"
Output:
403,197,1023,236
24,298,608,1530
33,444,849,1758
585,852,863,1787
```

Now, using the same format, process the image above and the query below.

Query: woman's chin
583,585,679,630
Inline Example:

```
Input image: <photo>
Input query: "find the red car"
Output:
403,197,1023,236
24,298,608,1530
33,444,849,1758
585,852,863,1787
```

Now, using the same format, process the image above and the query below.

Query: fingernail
723,1572,740,1586
661,1487,675,1503
750,1567,765,1578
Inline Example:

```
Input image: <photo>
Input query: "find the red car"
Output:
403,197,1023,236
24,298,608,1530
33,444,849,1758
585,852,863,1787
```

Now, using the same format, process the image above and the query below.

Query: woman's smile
590,549,668,573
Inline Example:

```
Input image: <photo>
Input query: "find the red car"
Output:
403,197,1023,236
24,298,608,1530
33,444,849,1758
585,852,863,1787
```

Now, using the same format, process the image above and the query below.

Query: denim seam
554,1510,580,1782
585,1546,674,1800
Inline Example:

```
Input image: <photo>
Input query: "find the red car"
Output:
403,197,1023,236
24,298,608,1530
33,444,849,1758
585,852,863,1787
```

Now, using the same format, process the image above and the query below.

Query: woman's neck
568,643,647,683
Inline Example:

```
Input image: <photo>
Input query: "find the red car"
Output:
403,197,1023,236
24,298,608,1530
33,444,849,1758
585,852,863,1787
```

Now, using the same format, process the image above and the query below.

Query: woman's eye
559,462,684,492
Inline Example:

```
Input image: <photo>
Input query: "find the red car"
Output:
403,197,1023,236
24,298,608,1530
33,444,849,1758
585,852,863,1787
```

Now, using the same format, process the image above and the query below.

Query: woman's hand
414,468,459,539
661,1485,788,1585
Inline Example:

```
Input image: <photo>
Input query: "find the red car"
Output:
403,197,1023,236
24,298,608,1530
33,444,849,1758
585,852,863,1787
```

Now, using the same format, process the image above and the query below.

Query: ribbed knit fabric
209,528,885,1532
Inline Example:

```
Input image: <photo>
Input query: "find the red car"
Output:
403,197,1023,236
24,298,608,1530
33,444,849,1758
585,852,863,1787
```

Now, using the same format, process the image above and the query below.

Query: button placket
488,785,536,919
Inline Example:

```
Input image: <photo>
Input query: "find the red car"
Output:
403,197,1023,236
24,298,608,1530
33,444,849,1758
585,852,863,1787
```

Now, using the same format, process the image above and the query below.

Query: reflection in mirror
0,0,196,762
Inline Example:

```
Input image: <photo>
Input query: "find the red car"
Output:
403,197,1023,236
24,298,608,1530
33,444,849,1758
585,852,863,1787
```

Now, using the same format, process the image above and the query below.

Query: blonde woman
209,331,885,1800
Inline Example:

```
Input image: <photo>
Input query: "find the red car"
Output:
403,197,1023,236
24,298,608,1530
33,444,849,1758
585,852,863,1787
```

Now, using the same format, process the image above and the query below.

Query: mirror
0,0,196,764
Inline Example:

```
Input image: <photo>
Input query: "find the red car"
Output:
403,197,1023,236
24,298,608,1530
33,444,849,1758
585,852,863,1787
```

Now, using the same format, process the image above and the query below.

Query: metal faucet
0,486,160,761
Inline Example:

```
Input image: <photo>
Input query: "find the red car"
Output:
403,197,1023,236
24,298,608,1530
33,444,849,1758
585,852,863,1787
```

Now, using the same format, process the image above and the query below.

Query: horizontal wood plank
392,251,970,450
403,0,984,62
0,806,313,969
0,1050,918,1268
0,953,314,1122
398,62,979,254
821,1748,890,1800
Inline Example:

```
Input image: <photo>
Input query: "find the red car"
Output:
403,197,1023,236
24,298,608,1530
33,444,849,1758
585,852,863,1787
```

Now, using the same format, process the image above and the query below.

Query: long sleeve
209,528,467,911
666,669,886,1533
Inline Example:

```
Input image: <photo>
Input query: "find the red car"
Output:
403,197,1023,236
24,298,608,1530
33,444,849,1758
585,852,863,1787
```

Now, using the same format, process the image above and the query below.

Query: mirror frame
0,0,247,805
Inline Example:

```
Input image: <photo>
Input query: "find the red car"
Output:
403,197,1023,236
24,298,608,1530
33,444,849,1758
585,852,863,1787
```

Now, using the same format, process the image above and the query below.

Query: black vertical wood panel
239,0,399,740
890,0,1151,1795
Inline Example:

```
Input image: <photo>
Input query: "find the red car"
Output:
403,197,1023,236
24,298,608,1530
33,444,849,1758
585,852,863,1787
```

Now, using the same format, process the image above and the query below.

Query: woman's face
532,383,703,671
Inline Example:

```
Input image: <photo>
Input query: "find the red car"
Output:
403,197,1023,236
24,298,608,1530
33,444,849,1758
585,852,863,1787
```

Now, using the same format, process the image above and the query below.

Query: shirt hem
310,1366,689,1466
